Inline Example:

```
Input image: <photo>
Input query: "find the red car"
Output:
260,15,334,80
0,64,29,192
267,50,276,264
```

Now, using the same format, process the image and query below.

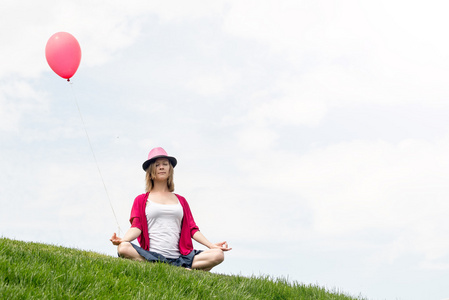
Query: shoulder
174,193,188,204
174,194,197,223
130,193,148,217
134,193,149,205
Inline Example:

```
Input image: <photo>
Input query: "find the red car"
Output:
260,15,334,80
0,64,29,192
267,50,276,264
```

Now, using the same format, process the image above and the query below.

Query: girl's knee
212,249,225,264
117,242,133,257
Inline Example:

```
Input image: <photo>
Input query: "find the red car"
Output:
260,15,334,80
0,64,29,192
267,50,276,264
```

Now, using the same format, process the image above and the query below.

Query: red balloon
45,32,81,80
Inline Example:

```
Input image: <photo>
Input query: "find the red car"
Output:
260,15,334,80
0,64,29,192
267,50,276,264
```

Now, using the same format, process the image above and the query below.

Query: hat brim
142,155,177,171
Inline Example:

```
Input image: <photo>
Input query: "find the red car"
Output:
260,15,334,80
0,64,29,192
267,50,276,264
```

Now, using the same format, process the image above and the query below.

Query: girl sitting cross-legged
110,147,231,271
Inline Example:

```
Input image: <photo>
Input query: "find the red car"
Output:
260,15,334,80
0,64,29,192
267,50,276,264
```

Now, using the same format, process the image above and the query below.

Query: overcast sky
1,1,449,299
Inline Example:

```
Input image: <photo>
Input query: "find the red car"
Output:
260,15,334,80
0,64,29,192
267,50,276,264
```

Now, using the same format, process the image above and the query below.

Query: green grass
0,238,366,299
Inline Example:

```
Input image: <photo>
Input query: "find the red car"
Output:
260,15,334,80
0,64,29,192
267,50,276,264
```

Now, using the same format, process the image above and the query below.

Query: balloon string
69,82,123,236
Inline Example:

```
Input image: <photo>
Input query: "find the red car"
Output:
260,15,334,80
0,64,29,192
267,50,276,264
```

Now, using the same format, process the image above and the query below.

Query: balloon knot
67,78,71,82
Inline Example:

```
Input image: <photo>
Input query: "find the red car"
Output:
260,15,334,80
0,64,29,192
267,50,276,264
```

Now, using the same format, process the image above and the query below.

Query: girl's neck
151,180,170,193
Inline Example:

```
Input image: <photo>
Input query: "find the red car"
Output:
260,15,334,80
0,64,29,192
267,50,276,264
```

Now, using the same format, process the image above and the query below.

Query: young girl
110,147,231,270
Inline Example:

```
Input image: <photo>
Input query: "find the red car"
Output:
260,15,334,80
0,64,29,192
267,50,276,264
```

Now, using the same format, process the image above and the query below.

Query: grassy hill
0,238,366,299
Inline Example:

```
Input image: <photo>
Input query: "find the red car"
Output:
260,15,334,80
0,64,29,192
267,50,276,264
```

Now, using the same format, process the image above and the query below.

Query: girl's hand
210,241,232,251
110,232,124,246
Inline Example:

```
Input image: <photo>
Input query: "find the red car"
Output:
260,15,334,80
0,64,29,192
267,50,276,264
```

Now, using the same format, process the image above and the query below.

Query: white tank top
145,200,183,259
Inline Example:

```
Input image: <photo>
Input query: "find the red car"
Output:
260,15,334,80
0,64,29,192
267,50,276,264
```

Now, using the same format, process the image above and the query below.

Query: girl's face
154,158,170,181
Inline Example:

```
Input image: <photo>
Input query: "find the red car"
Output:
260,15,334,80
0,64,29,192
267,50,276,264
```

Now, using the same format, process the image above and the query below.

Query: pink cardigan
129,193,200,256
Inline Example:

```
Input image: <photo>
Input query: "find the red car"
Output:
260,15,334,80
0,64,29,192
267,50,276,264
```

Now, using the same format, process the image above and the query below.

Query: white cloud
138,1,226,21
234,136,449,269
236,126,278,152
223,1,338,57
247,80,328,127
183,67,241,97
0,80,49,132
222,0,449,65
0,1,153,79
222,0,449,113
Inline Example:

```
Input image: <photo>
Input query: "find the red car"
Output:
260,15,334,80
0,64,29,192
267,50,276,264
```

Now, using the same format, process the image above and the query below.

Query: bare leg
117,242,146,262
191,249,224,271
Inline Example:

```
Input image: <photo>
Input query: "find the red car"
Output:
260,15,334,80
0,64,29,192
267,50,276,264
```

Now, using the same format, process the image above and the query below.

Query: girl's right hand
109,232,123,245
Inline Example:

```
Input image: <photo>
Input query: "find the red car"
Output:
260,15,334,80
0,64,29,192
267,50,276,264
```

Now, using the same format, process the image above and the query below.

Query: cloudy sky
1,1,449,299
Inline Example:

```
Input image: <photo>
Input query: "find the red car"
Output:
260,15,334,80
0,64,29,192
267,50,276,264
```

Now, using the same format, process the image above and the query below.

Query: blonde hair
145,161,175,192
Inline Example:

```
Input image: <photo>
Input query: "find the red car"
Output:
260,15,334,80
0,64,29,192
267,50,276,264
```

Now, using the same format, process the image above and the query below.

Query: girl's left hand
210,241,232,251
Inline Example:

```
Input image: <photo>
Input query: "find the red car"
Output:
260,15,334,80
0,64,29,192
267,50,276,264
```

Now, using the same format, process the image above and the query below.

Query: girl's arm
110,227,142,245
192,231,232,251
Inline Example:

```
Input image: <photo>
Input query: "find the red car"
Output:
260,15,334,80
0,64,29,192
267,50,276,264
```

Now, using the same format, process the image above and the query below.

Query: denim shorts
126,243,203,268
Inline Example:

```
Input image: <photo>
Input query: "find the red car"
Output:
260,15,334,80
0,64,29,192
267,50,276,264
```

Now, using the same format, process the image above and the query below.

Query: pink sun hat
142,147,177,171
